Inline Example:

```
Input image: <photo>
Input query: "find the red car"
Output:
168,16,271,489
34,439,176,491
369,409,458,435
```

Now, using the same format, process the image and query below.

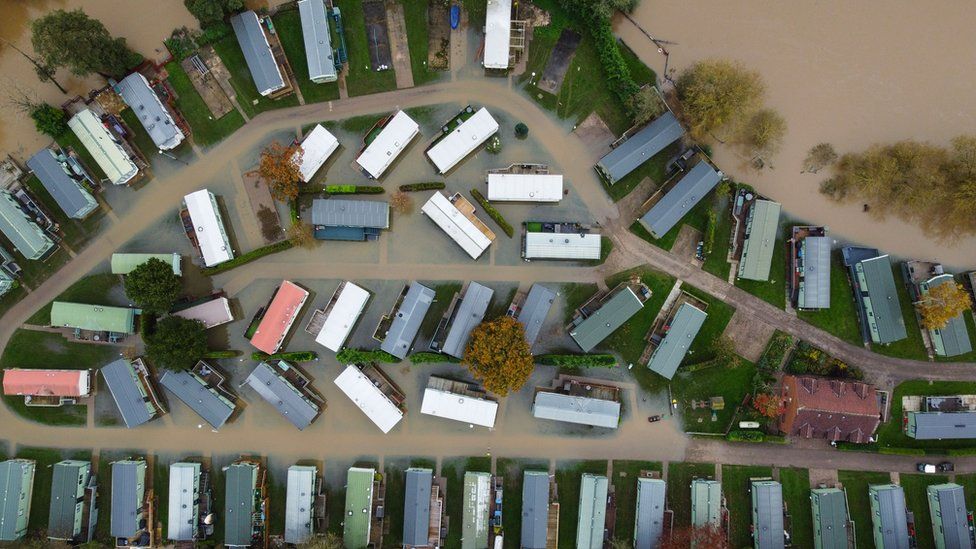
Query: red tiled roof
779,375,880,443
2,369,91,397
249,281,309,354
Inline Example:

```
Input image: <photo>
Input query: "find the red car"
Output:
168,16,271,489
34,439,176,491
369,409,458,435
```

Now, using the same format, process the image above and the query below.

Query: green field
554,460,608,548
26,273,122,325
666,462,717,527
418,282,462,340
333,0,398,97
901,473,949,549
779,467,813,548
400,0,441,86
837,469,892,549
702,194,733,281
876,380,976,452
165,61,246,147
561,282,598,324
0,329,119,371
610,460,662,543
721,464,773,548
672,359,757,433
271,9,342,104
212,35,301,118
797,250,863,345
871,264,929,360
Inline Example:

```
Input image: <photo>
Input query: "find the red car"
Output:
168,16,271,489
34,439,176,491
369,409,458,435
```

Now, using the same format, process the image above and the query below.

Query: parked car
917,463,937,474
938,461,955,472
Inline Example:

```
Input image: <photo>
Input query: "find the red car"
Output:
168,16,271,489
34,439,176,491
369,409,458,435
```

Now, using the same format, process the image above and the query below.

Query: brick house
779,375,880,443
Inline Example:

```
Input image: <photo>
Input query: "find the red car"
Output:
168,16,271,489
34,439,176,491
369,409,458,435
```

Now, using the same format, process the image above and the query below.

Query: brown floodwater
617,0,976,267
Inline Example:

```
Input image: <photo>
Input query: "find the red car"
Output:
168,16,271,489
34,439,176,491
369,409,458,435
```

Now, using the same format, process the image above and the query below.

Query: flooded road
617,1,976,266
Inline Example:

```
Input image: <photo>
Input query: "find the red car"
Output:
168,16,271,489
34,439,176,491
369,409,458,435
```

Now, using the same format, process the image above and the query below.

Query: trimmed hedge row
409,352,461,364
251,351,318,362
469,188,514,238
336,348,401,364
202,350,241,359
399,182,445,192
201,240,293,276
727,430,788,444
325,185,384,195
535,354,616,368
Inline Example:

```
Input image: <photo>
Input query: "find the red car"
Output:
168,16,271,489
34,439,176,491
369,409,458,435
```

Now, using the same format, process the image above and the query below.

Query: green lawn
721,464,773,548
736,224,788,309
935,311,976,362
400,0,441,86
666,462,717,527
26,273,122,325
267,466,286,536
871,264,928,360
382,462,407,548
702,194,733,281
627,187,714,249
672,360,757,433
838,469,892,549
876,380,976,453
56,129,108,182
154,457,170,539
165,61,246,147
797,250,863,345
600,267,676,368
901,473,949,549
212,35,301,118
606,143,680,203
0,286,26,321
555,460,608,548
954,473,976,512
22,174,102,250
120,108,161,160
779,467,813,549
0,329,119,370
2,395,87,426
271,9,341,103
610,460,662,543
333,0,398,97
418,282,462,340
561,282,598,325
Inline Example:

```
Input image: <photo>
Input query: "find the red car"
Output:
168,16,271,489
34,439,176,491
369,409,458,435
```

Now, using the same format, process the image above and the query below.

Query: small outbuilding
230,11,286,96
427,108,499,173
356,110,420,179
311,199,389,241
596,112,684,185
294,124,340,182
110,253,181,276
183,189,234,267
646,303,707,380
298,0,338,83
249,281,309,355
67,109,138,185
0,191,54,260
27,148,98,220
244,361,323,430
638,161,722,238
378,283,435,359
115,72,185,150
487,173,563,202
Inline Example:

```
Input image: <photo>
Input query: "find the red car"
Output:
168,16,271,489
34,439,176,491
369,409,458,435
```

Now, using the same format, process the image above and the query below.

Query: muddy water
617,1,976,268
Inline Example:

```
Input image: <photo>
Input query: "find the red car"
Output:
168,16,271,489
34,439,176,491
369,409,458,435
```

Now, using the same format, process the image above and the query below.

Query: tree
259,141,302,201
31,9,142,78
183,0,244,27
390,191,414,215
462,316,533,396
0,36,67,93
123,257,182,313
916,281,972,330
802,143,838,174
514,122,529,139
287,221,316,249
144,316,208,372
30,103,68,137
676,59,764,139
625,86,666,126
752,391,784,419
661,524,728,548
739,108,786,160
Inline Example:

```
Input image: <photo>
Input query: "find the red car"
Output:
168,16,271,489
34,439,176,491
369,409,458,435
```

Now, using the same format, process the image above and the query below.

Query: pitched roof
100,359,161,428
779,375,879,443
854,254,907,344
427,108,499,173
343,468,375,548
441,282,493,358
422,192,493,260
356,111,420,178
173,296,235,329
570,287,644,352
576,474,608,549
634,478,666,549
524,231,602,260
183,189,234,267
167,462,201,541
421,385,498,428
230,11,285,95
110,253,181,275
462,472,491,549
403,468,433,546
0,459,34,541
159,369,236,429
223,462,258,546
115,72,184,150
67,109,138,185
532,391,620,429
50,302,135,334
521,472,549,549
924,275,973,357
27,149,97,219
810,488,849,549
483,0,512,69
312,282,370,352
250,281,309,354
639,162,721,238
244,361,321,430
380,283,435,359
691,479,722,528
295,124,340,182
751,480,785,549
487,173,563,202
647,303,707,380
869,484,909,549
596,112,684,184
110,460,145,539
926,483,970,548
906,411,976,440
311,199,389,229
0,191,54,260
799,236,831,309
297,0,337,83
48,460,91,541
2,369,90,397
517,284,557,345
333,365,404,433
738,200,781,281
285,465,317,544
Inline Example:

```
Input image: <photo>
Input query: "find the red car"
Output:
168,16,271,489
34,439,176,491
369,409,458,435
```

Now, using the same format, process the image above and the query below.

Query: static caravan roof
334,365,404,433
313,282,370,352
521,472,550,549
751,480,785,549
869,484,909,549
422,192,493,260
691,479,722,528
925,275,973,357
647,303,707,380
532,391,621,429
380,283,435,359
441,282,494,359
110,253,182,276
856,254,907,344
577,474,608,549
810,488,849,549
2,369,90,397
159,370,236,430
230,11,286,96
427,108,499,173
285,465,317,544
48,460,91,541
50,302,136,334
173,297,235,329
517,284,556,345
343,468,375,549
184,189,234,267
421,386,498,428
640,162,722,238
0,459,34,541
524,231,601,260
462,472,491,549
27,148,97,220
250,281,309,354
483,0,512,69
634,478,666,549
596,112,684,184
224,462,258,547
0,191,53,260
295,124,339,182
907,411,976,440
167,462,201,541
570,287,644,352
115,72,184,150
245,361,322,430
799,236,831,309
110,460,145,540
298,0,337,83
404,468,433,546
67,109,138,185
738,200,781,281
311,199,389,229
927,483,970,549
487,173,563,202
100,359,161,428
356,111,420,179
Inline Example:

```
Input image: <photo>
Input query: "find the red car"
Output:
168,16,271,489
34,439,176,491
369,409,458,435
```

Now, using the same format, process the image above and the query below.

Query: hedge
251,351,318,362
878,447,926,456
947,448,976,456
409,352,461,364
726,431,789,444
336,348,401,364
325,185,384,195
202,350,241,359
399,182,445,192
535,354,616,368
201,240,293,276
469,188,514,238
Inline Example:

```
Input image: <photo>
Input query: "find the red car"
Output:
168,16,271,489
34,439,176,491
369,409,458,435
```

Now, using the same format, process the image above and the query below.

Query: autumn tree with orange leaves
916,280,972,330
462,316,533,396
259,141,303,201
752,392,785,419
661,524,728,549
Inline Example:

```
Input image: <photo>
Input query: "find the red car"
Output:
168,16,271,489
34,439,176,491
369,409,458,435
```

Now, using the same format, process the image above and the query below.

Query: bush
784,341,864,380
399,182,446,192
201,240,293,276
335,348,400,364
878,447,926,456
251,351,318,363
515,122,528,138
757,331,794,373
203,350,241,359
196,21,232,46
726,430,764,442
325,185,384,195
31,103,69,137
535,354,616,368
469,188,514,238
409,352,460,364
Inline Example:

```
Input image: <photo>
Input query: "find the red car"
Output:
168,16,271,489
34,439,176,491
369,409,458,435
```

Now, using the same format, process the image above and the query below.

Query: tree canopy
123,258,182,314
144,316,208,372
462,316,533,396
259,141,303,201
739,108,787,160
183,0,244,27
917,281,972,330
803,143,838,174
31,9,142,78
30,103,68,138
676,58,764,139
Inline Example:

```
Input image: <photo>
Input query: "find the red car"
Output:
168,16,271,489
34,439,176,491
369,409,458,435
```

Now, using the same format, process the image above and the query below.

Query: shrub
535,354,616,368
201,240,293,276
336,348,400,364
325,185,384,195
469,188,514,238
409,352,460,364
31,103,69,137
514,122,528,138
251,351,318,363
196,21,233,46
203,350,241,359
878,447,926,456
756,331,794,373
726,430,764,442
399,182,446,192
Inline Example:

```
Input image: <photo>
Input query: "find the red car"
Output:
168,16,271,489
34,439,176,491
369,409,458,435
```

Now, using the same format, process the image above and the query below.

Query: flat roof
343,467,375,549
869,484,909,549
521,471,550,549
422,192,493,260
167,462,201,541
224,462,258,546
0,191,53,260
421,386,498,428
311,198,389,229
751,480,785,549
48,460,91,540
639,162,722,238
100,359,160,428
855,254,907,344
159,369,236,429
596,112,684,184
532,391,621,429
634,478,666,549
3,369,90,397
738,200,781,281
691,479,722,528
295,124,340,182
27,148,97,219
110,460,145,539
799,236,831,309
251,281,309,354
487,173,563,202
647,303,708,380
577,474,608,548
230,11,285,95
285,465,317,544
334,365,404,433
356,111,420,178
0,459,34,541
524,231,601,260
927,483,970,548
570,287,644,352
924,275,973,357
183,189,234,267
404,468,433,546
483,0,512,69
110,253,182,276
441,282,494,359
51,301,135,334
517,284,557,345
462,472,491,549
810,488,849,549
298,0,337,83
427,108,499,173
380,283,435,359
115,72,184,150
67,109,138,185
245,361,321,430
313,282,370,352
907,411,976,440
173,296,235,329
